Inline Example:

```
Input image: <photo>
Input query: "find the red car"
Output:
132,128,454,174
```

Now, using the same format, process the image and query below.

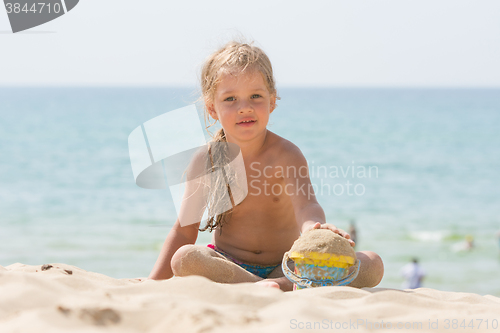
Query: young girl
147,41,384,291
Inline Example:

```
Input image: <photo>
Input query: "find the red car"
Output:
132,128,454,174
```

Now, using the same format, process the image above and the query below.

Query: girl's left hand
305,222,355,247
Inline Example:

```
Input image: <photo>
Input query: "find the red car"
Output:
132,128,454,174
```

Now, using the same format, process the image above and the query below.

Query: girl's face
206,70,276,145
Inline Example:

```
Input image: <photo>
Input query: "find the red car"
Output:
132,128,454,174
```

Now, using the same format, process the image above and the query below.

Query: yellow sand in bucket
282,229,360,290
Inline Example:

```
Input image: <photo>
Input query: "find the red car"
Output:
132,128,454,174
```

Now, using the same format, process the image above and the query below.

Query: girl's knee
354,251,384,288
366,251,384,282
171,244,204,277
171,244,238,283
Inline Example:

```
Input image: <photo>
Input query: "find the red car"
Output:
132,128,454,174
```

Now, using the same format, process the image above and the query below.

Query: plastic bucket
282,251,360,290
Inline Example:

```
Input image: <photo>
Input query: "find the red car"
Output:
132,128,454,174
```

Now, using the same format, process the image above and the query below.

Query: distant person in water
348,220,357,249
465,235,474,251
400,258,425,289
452,234,476,253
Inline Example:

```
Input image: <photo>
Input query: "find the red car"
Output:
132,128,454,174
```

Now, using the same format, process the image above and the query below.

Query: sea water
0,87,499,296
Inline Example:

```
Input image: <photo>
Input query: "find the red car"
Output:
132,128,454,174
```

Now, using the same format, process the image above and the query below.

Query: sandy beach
1,263,499,333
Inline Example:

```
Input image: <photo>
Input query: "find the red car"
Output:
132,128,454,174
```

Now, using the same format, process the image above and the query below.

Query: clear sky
1,0,499,87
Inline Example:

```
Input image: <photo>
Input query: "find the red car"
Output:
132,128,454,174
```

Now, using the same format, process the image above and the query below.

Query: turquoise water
1,88,499,295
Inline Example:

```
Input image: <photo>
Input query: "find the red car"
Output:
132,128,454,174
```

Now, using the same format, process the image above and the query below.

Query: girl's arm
148,147,208,280
281,142,354,245
148,219,199,280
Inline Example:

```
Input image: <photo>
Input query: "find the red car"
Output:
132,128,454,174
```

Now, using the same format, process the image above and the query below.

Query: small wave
409,230,450,242
408,230,467,242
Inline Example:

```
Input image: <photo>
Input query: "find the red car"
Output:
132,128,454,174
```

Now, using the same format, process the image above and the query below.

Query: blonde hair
199,40,278,233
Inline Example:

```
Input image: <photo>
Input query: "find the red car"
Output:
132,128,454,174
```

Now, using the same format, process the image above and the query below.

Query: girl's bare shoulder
265,131,305,162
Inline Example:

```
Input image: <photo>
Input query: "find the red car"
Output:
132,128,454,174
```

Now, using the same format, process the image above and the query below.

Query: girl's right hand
304,222,355,247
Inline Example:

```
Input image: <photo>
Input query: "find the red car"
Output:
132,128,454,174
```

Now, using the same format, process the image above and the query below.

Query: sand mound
290,229,356,258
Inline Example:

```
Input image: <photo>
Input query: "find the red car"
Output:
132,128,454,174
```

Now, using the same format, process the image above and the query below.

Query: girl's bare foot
255,280,280,289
